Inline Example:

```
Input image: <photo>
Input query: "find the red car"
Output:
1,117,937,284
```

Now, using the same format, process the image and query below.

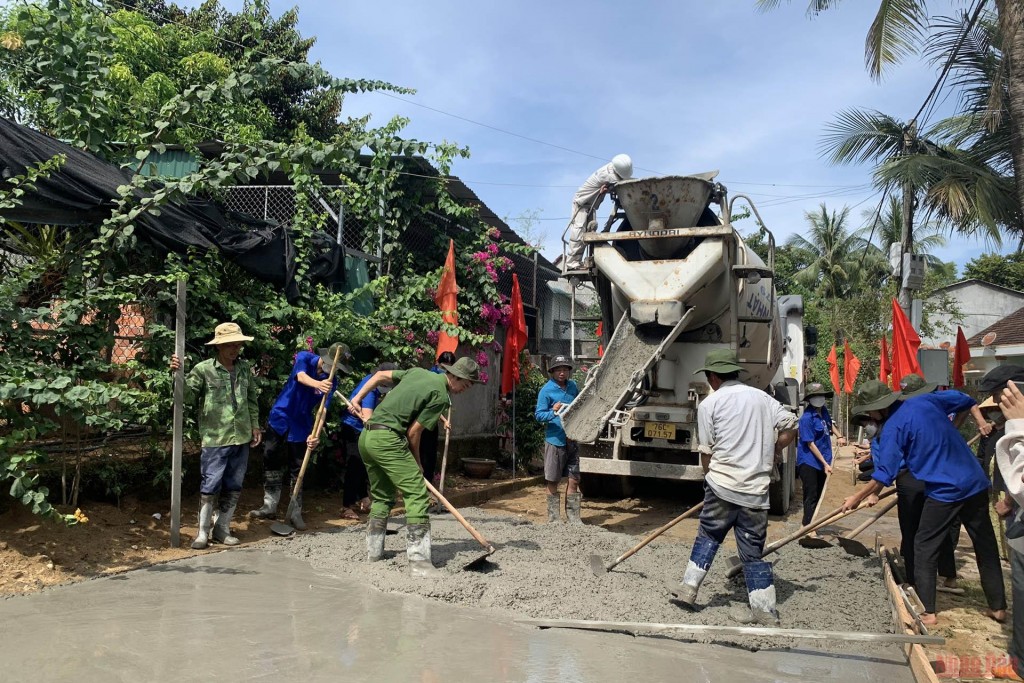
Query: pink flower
415,347,424,357
426,330,440,345
490,339,503,353
383,325,397,332
404,330,415,342
580,366,589,373
425,286,436,300
475,350,489,368
486,243,499,256
479,370,489,383
471,251,489,263
487,227,501,240
305,336,314,351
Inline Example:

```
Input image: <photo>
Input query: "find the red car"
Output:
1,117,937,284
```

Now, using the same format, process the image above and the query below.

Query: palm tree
786,203,883,298
757,0,1024,238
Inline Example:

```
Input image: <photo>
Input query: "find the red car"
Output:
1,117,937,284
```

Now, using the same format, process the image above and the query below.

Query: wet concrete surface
0,549,915,682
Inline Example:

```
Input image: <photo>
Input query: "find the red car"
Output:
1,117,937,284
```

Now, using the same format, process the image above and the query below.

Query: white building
964,305,1024,379
922,279,1024,348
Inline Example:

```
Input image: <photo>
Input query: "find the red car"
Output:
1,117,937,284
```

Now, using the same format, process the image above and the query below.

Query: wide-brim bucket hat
804,382,833,400
205,322,254,345
897,373,937,398
852,379,901,416
693,349,743,375
442,357,483,383
317,343,353,375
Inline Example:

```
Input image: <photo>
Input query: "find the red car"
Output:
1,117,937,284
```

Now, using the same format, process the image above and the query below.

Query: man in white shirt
563,154,632,271
667,349,798,625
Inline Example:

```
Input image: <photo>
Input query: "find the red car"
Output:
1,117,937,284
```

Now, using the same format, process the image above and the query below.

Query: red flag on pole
843,339,861,394
827,344,840,394
953,326,971,388
879,337,891,385
890,298,922,389
434,239,459,359
500,273,528,395
595,321,604,358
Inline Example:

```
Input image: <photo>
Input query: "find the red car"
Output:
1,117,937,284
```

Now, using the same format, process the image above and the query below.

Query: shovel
432,409,453,514
798,451,839,549
836,497,898,557
270,345,343,537
724,488,896,578
424,477,496,571
590,500,704,576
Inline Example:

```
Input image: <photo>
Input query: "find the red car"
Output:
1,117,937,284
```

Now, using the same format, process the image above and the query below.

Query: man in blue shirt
338,362,396,519
249,343,351,530
842,380,1006,627
535,355,581,524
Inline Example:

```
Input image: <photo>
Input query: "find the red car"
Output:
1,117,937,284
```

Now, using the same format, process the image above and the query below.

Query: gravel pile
273,508,895,651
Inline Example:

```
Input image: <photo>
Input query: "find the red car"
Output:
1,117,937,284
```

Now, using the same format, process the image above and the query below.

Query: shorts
544,441,579,482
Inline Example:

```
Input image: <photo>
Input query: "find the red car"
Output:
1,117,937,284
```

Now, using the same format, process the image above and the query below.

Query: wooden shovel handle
770,488,897,552
844,498,898,540
610,500,704,569
290,345,343,500
424,477,494,552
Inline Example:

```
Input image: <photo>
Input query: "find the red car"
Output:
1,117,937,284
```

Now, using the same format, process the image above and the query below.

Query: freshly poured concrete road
0,549,915,682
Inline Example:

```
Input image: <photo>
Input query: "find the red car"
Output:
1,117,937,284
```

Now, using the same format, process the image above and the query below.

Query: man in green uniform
348,357,481,577
170,323,261,549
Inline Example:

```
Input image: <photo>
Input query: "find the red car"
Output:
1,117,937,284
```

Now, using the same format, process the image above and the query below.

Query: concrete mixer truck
558,172,806,514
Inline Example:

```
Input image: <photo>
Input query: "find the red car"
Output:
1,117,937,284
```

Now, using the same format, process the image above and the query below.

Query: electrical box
918,348,950,386
902,253,927,290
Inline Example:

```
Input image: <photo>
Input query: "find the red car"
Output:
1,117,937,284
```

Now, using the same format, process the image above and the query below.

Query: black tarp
0,117,343,302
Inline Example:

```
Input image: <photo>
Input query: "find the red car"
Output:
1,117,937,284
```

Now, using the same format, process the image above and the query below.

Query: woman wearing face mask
796,383,846,526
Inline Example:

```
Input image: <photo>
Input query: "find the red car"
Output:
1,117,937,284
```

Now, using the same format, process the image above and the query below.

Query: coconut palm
757,0,1024,236
821,106,1010,247
786,203,884,298
858,196,958,281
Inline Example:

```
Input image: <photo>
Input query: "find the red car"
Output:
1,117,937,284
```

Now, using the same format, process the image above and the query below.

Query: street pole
170,278,186,548
898,123,917,316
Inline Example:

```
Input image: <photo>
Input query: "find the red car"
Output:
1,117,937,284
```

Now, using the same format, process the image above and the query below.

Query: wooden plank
517,618,943,645
880,546,942,683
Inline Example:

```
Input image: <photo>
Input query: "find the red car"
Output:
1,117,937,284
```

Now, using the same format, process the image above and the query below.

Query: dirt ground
0,446,1016,680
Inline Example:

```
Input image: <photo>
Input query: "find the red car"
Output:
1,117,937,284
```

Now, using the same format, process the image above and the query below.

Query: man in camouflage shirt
170,323,261,549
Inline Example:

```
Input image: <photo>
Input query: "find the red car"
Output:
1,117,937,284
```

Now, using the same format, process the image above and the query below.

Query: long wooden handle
843,498,898,540
291,345,343,500
609,501,704,569
773,488,897,549
424,477,494,552
438,407,452,494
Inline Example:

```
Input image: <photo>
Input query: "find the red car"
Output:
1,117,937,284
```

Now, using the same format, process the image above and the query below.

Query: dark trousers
895,470,958,583
697,484,768,564
198,445,248,495
341,424,369,507
1010,544,1024,677
915,491,1006,614
262,426,306,484
420,426,440,482
798,464,827,526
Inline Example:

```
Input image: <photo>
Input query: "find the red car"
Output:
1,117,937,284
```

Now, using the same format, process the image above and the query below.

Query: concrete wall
923,282,1024,347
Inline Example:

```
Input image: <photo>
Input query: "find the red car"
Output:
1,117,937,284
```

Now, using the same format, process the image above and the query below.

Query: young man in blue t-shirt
249,343,351,530
843,379,1006,627
535,355,581,524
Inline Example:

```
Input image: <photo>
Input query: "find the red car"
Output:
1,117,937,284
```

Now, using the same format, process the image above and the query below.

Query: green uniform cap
693,349,743,375
852,379,900,416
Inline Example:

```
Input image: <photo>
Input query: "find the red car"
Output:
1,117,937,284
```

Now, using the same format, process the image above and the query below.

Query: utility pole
898,122,917,316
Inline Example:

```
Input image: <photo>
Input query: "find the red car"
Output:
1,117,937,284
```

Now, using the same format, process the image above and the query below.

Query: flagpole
512,386,517,482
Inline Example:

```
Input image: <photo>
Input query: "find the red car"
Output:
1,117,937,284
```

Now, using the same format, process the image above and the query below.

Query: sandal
936,585,966,595
357,498,371,513
340,507,360,520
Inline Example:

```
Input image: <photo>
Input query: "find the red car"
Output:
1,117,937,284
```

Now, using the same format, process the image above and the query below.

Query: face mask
864,421,879,439
808,396,826,408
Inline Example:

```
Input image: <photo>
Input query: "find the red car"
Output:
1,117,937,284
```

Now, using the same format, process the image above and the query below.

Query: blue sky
207,0,996,272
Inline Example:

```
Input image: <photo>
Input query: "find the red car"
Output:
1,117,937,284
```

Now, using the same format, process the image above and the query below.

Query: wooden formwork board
880,548,941,683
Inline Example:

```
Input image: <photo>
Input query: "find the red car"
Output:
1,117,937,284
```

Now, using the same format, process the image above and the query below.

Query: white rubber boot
249,470,283,519
546,494,561,523
407,523,441,578
366,518,387,562
212,491,241,546
191,494,216,549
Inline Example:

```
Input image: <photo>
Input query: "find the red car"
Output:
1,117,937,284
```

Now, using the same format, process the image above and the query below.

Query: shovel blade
589,554,609,576
725,554,741,572
269,522,295,537
837,536,870,557
462,548,495,571
797,536,833,549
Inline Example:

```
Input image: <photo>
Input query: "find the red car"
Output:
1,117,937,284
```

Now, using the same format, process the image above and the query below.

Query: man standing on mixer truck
563,154,633,271
667,349,798,625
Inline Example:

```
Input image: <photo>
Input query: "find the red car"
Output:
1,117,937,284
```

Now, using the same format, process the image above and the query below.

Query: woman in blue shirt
796,382,846,526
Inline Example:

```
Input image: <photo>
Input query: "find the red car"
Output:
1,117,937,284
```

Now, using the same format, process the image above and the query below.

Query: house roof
967,305,1024,346
930,278,1024,298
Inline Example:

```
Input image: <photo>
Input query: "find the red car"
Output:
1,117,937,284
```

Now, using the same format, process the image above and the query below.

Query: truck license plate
644,422,676,440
